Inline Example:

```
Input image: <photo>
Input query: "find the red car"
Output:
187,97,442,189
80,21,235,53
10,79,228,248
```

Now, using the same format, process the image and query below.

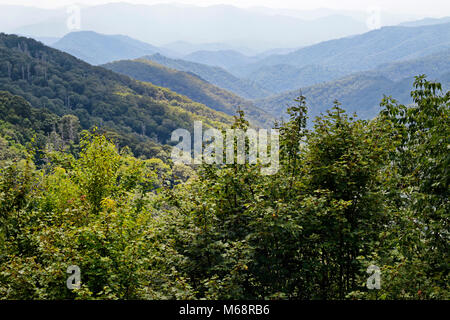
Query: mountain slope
162,41,256,56
144,53,271,99
0,90,59,155
103,59,274,128
256,73,400,121
245,64,348,93
374,49,450,81
254,55,450,122
183,50,259,70
399,16,450,27
247,48,450,94
0,33,232,158
235,23,450,78
52,31,174,65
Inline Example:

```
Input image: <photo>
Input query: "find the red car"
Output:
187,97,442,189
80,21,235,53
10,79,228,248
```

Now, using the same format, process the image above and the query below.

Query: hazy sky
0,0,449,17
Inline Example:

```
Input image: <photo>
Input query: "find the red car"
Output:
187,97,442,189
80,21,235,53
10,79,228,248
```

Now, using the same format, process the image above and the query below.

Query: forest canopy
0,76,448,300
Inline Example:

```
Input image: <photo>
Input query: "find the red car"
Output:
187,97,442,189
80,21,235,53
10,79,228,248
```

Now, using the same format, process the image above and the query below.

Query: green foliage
144,54,271,99
0,133,194,299
103,59,274,128
367,75,450,299
0,33,232,159
0,76,448,300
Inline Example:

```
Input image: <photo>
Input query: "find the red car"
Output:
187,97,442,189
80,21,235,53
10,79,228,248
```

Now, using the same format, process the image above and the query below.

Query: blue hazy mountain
254,49,450,121
52,31,175,65
143,53,271,99
12,3,369,51
399,16,450,27
161,41,257,56
242,48,450,94
230,23,450,94
233,23,450,78
183,50,261,70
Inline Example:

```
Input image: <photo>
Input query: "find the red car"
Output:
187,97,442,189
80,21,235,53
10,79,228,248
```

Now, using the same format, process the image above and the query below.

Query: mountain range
254,49,450,121
399,16,450,27
52,31,175,65
183,50,260,70
143,53,271,99
1,6,449,141
43,21,450,126
228,22,450,94
9,3,372,51
231,22,450,78
49,22,450,96
102,58,274,128
0,33,232,158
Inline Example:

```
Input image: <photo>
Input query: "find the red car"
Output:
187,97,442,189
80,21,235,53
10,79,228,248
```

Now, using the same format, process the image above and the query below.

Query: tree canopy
0,76,448,299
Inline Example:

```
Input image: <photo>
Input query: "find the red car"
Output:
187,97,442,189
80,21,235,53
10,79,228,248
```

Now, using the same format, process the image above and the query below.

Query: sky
0,0,449,17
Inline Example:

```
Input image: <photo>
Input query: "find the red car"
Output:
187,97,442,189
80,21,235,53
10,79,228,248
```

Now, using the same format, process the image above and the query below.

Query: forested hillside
244,48,450,94
0,33,232,158
143,53,271,99
103,58,274,128
0,91,61,160
0,5,449,303
246,64,347,93
374,49,450,81
255,51,450,121
256,74,401,120
1,76,448,300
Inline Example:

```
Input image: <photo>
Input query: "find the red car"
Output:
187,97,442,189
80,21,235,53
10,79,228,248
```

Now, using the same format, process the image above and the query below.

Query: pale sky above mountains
0,0,449,17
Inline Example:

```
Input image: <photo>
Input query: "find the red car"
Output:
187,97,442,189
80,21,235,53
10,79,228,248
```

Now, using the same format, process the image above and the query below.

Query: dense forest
0,70,448,299
0,1,449,303
255,70,450,122
103,58,274,128
0,33,232,160
144,53,271,99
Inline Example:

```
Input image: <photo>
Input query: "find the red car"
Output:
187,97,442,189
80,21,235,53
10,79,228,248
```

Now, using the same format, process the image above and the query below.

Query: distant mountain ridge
183,50,260,70
11,3,370,51
233,23,450,78
0,33,232,158
143,53,271,99
103,58,274,128
52,31,175,65
254,49,450,122
244,64,348,94
399,16,450,27
162,41,257,56
46,29,273,99
243,48,450,94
